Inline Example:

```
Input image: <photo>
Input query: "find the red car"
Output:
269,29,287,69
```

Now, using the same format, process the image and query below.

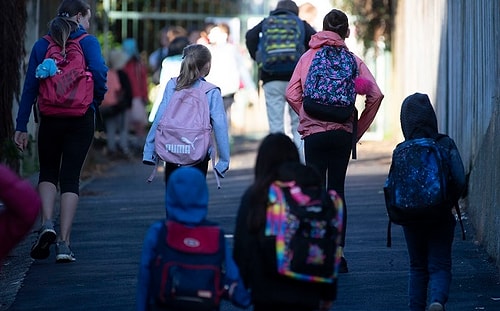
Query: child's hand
319,300,333,310
228,281,237,297
14,131,28,152
226,281,251,309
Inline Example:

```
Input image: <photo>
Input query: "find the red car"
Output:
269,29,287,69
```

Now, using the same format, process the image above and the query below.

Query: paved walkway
1,136,499,311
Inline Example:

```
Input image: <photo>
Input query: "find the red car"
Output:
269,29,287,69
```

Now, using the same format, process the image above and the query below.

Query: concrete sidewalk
1,136,499,311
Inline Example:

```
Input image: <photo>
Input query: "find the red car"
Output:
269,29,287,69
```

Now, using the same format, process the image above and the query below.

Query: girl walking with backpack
398,93,466,311
285,9,384,273
14,0,107,263
233,133,337,311
143,44,230,186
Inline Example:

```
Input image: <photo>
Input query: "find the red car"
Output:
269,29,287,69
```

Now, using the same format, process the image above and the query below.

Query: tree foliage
0,0,26,170
332,0,393,55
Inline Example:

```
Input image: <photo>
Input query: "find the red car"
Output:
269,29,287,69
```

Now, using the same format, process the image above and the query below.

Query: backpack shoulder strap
265,182,288,236
42,34,53,43
199,80,219,94
434,133,449,141
43,33,90,46
70,33,90,44
42,35,58,51
433,133,466,240
454,202,466,240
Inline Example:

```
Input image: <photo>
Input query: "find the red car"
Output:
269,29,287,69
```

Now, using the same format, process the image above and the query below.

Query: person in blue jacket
136,167,251,311
143,44,230,185
13,0,107,263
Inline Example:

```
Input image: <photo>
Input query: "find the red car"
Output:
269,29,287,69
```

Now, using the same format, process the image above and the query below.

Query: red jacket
286,31,384,141
123,58,149,100
0,165,41,262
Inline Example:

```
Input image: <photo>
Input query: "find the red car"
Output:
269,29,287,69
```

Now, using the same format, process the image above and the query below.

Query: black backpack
256,12,305,75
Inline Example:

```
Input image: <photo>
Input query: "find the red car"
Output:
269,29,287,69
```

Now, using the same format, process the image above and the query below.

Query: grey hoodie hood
400,93,438,140
165,167,208,225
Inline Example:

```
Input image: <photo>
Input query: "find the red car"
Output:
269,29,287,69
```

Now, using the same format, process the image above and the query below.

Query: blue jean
403,214,456,311
304,130,352,247
262,81,301,149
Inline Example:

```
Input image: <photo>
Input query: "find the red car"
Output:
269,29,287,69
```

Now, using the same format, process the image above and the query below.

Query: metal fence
392,0,500,267
100,0,275,54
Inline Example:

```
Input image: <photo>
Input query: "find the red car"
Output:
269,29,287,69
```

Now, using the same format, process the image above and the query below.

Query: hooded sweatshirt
399,93,466,202
286,30,384,141
136,167,249,311
400,93,439,140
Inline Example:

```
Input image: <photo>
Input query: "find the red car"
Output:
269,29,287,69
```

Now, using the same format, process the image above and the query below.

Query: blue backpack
150,220,226,311
384,136,465,245
256,13,305,75
384,134,465,247
302,46,358,123
384,137,451,224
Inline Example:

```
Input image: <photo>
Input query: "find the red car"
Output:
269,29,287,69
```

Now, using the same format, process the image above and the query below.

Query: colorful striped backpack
265,163,344,283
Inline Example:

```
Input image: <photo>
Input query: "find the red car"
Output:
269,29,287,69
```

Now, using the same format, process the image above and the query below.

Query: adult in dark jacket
399,93,466,311
233,133,336,311
245,0,316,152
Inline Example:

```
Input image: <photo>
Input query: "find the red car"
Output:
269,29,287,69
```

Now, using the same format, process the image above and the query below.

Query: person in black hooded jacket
399,93,466,311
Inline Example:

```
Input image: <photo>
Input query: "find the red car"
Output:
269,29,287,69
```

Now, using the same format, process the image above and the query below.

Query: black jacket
400,93,466,200
245,8,316,84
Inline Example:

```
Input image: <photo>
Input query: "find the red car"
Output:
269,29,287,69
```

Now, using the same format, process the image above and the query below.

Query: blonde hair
175,44,211,90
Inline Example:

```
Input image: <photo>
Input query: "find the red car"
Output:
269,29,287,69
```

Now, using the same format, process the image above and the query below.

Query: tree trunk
0,0,26,171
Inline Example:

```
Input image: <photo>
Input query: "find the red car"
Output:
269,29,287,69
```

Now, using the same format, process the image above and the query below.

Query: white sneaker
55,241,76,263
429,302,443,311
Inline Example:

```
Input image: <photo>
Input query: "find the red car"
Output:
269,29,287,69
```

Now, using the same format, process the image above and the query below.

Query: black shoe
339,257,348,273
30,225,57,259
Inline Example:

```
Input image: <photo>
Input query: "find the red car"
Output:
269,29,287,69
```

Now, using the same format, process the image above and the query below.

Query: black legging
304,129,352,247
163,154,210,187
38,109,94,195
